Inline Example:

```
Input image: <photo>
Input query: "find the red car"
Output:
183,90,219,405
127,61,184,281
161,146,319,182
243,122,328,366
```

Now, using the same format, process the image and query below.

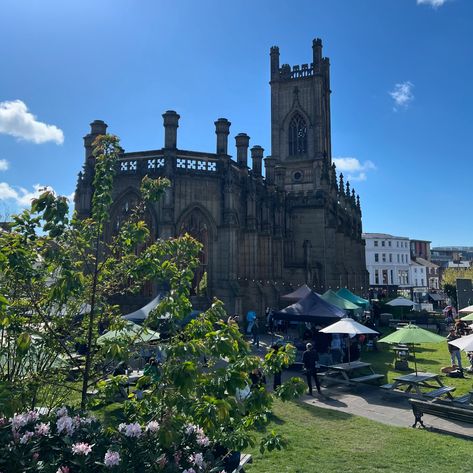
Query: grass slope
246,400,472,473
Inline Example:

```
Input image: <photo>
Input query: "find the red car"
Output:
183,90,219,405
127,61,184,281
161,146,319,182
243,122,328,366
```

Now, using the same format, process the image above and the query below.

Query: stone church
75,39,368,316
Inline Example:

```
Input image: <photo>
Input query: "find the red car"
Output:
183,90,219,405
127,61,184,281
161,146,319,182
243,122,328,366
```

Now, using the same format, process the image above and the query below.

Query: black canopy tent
273,291,346,325
280,284,312,301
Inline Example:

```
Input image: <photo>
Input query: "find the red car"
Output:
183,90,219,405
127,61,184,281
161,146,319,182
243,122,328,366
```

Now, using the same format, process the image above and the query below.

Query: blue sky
0,0,471,246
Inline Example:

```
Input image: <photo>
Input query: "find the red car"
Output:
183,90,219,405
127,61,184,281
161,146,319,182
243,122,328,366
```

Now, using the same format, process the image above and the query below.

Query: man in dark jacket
302,343,321,396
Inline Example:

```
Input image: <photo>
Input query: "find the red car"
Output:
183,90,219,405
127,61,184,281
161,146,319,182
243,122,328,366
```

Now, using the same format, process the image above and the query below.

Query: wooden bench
350,374,384,384
380,383,395,390
409,398,473,428
424,386,455,399
232,453,253,473
453,391,473,405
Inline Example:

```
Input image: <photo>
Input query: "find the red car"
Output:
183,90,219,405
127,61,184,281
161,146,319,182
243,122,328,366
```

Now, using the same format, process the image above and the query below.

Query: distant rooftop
362,233,409,240
432,246,473,252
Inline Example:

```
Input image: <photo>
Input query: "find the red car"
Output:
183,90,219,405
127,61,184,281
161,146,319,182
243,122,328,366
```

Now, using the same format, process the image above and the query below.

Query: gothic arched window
288,113,307,156
179,208,210,295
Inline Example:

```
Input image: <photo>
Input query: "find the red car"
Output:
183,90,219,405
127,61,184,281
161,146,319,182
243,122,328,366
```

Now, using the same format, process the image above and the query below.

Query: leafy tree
0,134,304,459
441,267,473,308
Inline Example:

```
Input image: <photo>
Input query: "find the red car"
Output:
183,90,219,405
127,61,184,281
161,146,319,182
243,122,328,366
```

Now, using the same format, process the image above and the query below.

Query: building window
388,241,392,247
374,241,378,247
375,253,379,262
375,269,379,285
382,241,385,247
382,269,388,284
382,253,386,262
397,254,400,263
389,254,392,263
421,278,424,286
288,113,307,156
390,269,394,284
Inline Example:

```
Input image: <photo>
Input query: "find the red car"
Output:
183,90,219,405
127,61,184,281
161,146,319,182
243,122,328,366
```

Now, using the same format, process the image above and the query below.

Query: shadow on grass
294,399,354,422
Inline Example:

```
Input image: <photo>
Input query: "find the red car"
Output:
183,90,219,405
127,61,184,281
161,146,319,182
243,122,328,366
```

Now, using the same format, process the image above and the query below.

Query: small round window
293,170,303,181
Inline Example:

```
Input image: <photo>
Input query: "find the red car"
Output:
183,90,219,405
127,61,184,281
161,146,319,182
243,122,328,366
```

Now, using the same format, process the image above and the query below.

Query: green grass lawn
246,400,473,473
362,329,473,396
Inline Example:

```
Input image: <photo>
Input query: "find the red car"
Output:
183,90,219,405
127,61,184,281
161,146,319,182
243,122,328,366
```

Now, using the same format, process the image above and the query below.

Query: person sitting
249,368,266,389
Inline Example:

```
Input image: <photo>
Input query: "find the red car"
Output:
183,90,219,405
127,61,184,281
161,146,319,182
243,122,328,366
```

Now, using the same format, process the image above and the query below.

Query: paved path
253,335,472,439
300,381,472,438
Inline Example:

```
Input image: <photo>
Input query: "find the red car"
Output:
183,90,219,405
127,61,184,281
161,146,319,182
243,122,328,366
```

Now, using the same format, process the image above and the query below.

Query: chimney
84,120,108,159
250,145,264,176
162,110,180,149
235,133,250,167
270,45,280,81
264,157,277,184
215,118,231,155
312,38,323,69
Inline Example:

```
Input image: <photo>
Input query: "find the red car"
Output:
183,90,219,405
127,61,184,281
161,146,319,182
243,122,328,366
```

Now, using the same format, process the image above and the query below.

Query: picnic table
321,361,384,384
382,372,455,399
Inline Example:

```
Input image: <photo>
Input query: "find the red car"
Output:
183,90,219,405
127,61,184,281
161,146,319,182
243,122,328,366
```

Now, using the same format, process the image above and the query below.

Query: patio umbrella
97,322,160,345
448,333,473,352
386,297,415,307
459,305,473,315
320,318,378,365
378,324,445,374
386,297,415,320
461,313,473,321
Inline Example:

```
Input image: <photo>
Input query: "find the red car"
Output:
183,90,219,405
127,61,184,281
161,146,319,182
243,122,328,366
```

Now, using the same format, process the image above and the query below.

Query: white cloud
0,159,9,171
0,183,55,207
0,100,64,144
417,0,448,8
333,157,376,182
389,81,414,110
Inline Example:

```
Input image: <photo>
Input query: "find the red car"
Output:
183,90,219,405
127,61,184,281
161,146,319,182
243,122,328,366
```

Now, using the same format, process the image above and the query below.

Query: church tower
269,39,332,192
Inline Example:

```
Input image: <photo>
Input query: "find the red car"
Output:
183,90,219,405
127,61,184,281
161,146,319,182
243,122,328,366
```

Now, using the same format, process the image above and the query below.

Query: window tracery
288,113,307,156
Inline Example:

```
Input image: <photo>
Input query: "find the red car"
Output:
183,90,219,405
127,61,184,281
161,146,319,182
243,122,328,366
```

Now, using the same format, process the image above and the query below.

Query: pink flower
182,469,196,473
118,422,142,438
71,442,93,456
19,431,34,444
146,420,160,432
191,452,204,468
104,450,121,467
35,422,50,436
56,467,70,473
57,416,75,435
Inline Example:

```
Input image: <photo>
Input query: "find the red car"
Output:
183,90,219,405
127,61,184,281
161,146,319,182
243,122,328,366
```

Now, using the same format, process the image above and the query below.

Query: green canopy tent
336,288,370,310
97,322,160,346
378,324,445,374
322,290,363,313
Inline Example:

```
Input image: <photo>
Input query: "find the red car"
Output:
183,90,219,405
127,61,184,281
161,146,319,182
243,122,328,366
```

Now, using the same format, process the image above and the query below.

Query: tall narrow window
288,113,307,156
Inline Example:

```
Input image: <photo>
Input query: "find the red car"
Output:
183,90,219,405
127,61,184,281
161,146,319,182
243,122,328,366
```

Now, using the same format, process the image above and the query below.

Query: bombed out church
75,39,369,316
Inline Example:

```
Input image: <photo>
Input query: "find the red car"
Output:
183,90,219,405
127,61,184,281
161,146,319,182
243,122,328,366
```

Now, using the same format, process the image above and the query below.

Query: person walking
302,343,321,396
251,318,260,348
246,310,256,335
447,328,463,370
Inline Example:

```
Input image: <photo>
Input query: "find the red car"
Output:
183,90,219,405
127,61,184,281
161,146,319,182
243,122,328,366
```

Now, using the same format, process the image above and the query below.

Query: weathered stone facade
75,39,368,315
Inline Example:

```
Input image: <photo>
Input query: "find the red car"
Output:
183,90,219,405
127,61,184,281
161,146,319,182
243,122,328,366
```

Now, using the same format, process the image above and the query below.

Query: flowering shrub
0,407,227,472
